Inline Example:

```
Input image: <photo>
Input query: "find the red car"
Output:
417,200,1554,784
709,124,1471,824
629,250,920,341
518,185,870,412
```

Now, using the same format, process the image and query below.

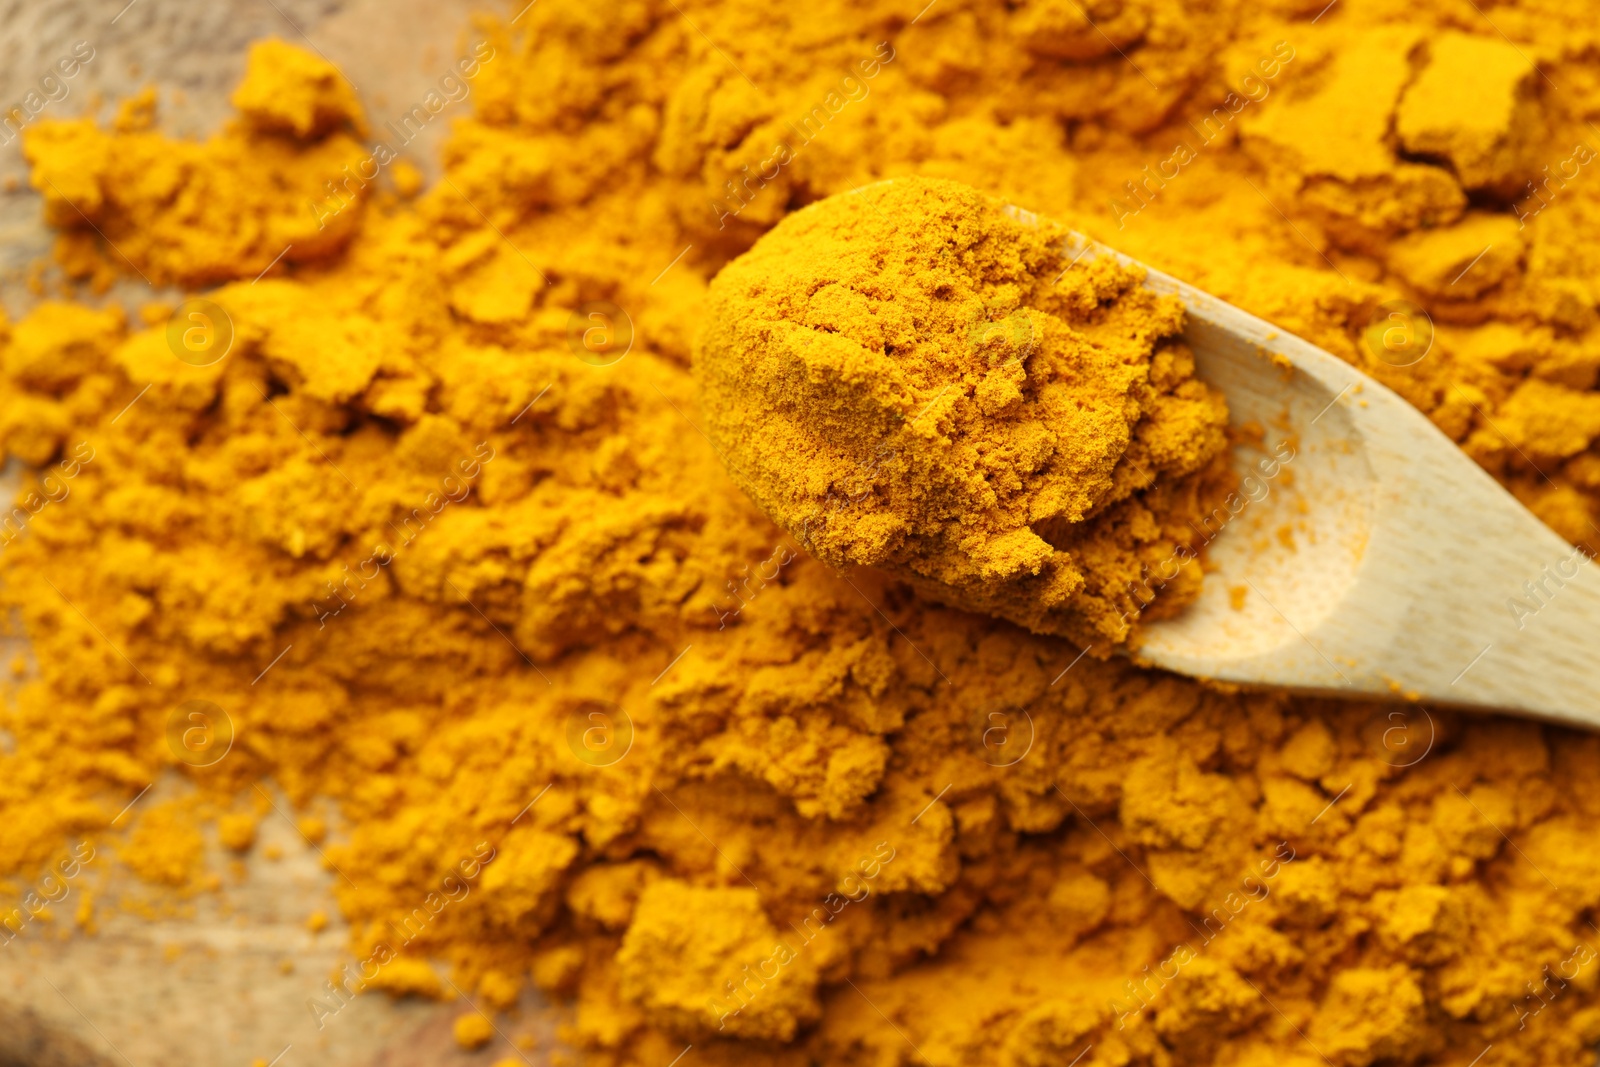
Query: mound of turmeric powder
697,178,1229,644
3,5,1600,1067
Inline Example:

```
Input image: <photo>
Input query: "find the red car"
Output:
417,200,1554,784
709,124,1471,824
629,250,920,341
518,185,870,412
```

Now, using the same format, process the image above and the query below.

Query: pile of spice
3,1,1600,1065
698,177,1230,645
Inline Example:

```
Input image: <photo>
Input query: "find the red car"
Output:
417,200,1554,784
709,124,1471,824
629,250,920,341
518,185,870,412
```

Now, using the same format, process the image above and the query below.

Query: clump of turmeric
699,178,1229,643
453,1011,496,1049
22,39,370,288
231,39,368,141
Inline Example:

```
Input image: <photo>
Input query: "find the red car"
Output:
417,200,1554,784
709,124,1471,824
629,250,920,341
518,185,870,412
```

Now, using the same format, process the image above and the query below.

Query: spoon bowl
1026,215,1600,727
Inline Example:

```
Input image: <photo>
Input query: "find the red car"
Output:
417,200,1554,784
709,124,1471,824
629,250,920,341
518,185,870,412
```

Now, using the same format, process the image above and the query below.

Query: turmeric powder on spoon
697,178,1231,644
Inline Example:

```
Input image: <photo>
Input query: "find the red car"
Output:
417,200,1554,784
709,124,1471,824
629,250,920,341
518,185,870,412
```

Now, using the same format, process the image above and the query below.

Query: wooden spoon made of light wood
1024,212,1600,727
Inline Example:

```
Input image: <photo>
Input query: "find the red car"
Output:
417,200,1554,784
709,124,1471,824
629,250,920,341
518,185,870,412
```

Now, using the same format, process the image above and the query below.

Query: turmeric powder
1,4,1599,1067
697,178,1229,644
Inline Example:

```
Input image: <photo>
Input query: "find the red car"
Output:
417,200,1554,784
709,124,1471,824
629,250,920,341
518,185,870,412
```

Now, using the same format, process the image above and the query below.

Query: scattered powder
0,4,1599,1067
118,802,204,888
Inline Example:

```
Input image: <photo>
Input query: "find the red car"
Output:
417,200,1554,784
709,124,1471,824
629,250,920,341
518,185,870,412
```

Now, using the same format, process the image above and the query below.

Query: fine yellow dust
1,5,1599,1066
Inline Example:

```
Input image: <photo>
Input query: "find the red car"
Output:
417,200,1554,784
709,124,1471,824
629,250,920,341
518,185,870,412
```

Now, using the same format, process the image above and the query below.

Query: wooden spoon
1013,211,1600,728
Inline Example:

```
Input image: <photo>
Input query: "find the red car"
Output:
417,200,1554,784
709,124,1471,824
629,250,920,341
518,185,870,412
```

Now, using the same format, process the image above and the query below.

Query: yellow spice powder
697,177,1229,645
0,4,1599,1067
